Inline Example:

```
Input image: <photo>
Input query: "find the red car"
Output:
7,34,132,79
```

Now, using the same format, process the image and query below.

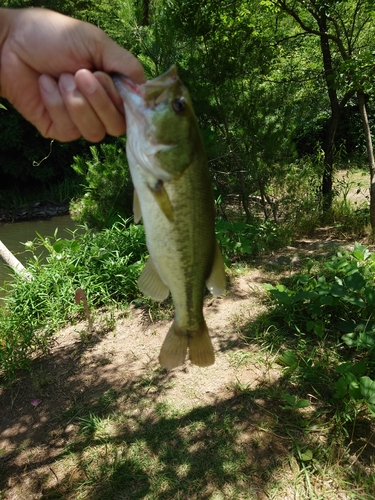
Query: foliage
265,242,375,417
70,141,133,230
216,218,289,263
0,220,146,379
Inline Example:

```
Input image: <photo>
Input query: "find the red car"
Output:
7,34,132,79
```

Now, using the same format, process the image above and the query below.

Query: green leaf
363,287,375,305
352,243,371,261
277,351,298,370
342,295,366,308
342,332,358,347
333,376,348,399
351,360,367,376
300,449,313,461
319,294,333,305
293,290,318,302
360,376,375,404
281,394,309,410
336,319,356,333
331,283,346,297
53,241,64,253
282,393,296,406
344,271,366,291
269,289,294,305
367,403,375,417
295,399,310,409
306,321,315,332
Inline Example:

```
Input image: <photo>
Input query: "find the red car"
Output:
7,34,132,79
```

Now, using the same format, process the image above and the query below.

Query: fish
112,65,226,369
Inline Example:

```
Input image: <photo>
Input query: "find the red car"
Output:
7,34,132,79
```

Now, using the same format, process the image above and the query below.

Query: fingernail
39,75,57,93
59,73,76,92
75,70,98,95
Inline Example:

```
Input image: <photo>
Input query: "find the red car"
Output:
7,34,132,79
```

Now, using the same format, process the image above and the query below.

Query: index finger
74,69,125,136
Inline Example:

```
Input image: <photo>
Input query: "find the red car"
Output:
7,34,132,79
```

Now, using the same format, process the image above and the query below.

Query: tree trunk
317,13,340,212
357,91,375,231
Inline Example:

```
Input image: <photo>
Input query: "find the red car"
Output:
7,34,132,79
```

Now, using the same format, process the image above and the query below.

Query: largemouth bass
113,65,226,369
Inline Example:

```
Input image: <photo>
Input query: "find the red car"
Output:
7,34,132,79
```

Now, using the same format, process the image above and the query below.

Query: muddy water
0,215,79,289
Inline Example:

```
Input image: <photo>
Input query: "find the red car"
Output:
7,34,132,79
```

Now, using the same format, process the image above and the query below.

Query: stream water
0,215,79,290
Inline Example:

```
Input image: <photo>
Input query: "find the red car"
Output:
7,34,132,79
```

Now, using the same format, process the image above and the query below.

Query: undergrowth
263,242,375,423
0,219,147,380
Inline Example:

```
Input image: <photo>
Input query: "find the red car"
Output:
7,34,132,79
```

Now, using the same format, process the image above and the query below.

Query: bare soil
2,229,373,499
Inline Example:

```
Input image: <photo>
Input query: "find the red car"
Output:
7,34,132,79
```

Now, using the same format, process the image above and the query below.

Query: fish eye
172,98,186,113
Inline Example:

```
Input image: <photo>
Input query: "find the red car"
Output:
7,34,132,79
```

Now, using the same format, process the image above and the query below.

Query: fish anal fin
159,322,188,369
133,189,142,223
188,321,215,367
138,257,169,302
206,241,226,296
149,180,174,222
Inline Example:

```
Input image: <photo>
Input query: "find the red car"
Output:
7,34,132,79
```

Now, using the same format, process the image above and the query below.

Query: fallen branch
0,240,32,280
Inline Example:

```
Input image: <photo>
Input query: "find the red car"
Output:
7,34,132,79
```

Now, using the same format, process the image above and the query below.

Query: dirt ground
1,229,369,499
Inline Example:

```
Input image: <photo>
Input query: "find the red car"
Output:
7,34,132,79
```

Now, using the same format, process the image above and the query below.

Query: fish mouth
112,65,178,109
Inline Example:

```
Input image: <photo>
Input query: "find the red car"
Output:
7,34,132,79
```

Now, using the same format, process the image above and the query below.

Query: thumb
97,34,145,84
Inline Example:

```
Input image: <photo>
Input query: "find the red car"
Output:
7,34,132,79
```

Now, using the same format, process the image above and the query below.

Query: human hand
0,8,145,142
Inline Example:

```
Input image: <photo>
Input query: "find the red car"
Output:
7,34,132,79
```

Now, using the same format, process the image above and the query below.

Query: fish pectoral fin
206,241,226,296
133,189,142,223
148,180,174,222
138,257,170,302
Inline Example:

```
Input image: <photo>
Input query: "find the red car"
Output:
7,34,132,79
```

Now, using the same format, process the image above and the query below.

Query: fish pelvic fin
159,322,188,369
188,321,215,367
149,180,174,222
206,241,226,296
138,256,170,301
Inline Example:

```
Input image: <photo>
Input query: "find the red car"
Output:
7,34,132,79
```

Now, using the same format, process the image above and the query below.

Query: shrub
265,242,375,417
70,142,133,230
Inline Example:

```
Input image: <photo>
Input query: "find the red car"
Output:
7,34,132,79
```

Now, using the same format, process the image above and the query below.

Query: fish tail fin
159,322,188,369
188,321,215,368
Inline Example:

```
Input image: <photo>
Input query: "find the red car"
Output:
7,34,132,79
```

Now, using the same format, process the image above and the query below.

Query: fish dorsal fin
148,180,174,222
206,241,226,296
133,189,142,223
138,256,170,302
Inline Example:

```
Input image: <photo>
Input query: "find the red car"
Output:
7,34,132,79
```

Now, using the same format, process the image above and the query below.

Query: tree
126,0,298,220
268,0,375,223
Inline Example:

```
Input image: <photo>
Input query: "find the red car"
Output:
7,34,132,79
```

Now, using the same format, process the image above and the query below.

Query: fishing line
33,139,54,166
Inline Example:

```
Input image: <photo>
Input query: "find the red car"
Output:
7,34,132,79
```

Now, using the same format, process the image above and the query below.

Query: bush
265,242,375,417
70,141,134,230
216,217,290,263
